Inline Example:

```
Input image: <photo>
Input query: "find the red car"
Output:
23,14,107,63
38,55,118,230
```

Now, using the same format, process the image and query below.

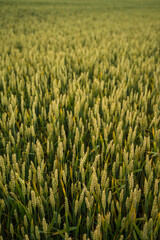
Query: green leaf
50,226,77,238
133,230,138,240
76,215,82,238
133,223,141,238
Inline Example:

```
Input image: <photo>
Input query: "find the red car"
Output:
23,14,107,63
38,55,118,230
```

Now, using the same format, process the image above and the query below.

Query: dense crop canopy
0,0,160,239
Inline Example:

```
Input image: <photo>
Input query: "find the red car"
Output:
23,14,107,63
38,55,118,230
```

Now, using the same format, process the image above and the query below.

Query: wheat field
0,0,160,239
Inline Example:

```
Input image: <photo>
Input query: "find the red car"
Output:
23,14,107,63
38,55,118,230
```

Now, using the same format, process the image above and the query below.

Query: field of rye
0,0,160,239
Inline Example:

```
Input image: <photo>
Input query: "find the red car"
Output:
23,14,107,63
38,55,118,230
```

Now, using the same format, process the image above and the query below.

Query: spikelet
28,200,33,216
148,218,153,236
101,170,107,189
145,155,151,177
128,172,134,191
24,215,28,229
106,212,111,225
57,141,63,161
144,179,148,198
108,191,112,206
102,190,106,212
58,214,61,226
61,125,67,150
79,188,85,208
121,217,126,229
111,200,115,215
80,151,88,172
10,170,15,192
10,223,14,238
31,190,36,209
42,218,48,236
49,188,55,209
74,127,79,146
120,189,124,204
154,179,159,195
37,166,43,185
35,225,40,240
123,149,128,167
148,171,153,190
151,196,158,219
85,197,91,211
83,234,87,240
25,235,30,240
75,199,79,216
65,233,69,240
142,222,148,240
21,227,25,237
65,197,69,216
13,209,18,223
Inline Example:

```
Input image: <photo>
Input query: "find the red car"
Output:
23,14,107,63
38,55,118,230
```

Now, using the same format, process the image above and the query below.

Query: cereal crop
0,0,160,239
